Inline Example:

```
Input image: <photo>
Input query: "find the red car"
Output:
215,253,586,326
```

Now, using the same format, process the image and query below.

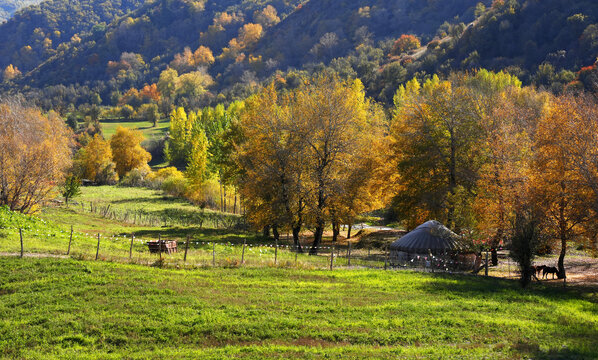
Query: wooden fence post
129,234,134,259
184,235,190,262
347,241,352,266
67,225,73,255
330,245,334,270
485,250,489,276
159,234,162,261
212,242,216,266
385,245,390,270
274,239,278,265
95,233,101,260
241,239,246,264
19,228,23,258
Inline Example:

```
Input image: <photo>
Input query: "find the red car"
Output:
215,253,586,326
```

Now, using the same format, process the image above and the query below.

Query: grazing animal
534,265,547,278
542,266,558,279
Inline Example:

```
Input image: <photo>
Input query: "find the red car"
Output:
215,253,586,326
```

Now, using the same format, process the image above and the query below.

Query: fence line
6,226,495,275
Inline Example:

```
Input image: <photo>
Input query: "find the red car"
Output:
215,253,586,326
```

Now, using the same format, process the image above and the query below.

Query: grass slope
0,257,596,359
98,118,169,139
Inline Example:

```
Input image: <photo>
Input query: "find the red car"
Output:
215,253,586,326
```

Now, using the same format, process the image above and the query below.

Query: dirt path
0,252,69,259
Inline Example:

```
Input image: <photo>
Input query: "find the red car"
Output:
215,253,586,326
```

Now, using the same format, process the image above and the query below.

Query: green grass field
0,257,596,359
98,118,169,139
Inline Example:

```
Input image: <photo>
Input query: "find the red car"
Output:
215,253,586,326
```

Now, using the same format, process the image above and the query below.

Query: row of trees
230,71,598,277
384,70,598,279
236,76,384,253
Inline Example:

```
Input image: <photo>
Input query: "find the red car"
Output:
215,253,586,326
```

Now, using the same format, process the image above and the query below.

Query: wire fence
0,225,507,275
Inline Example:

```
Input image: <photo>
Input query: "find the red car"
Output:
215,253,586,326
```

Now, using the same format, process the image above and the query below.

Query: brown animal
542,266,558,279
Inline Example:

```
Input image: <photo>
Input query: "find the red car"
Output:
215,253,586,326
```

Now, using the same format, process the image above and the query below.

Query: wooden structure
147,240,178,254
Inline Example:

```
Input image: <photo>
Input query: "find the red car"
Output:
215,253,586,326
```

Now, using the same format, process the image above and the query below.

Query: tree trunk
310,225,324,255
332,222,339,243
233,190,237,215
292,226,303,253
219,180,223,212
491,248,498,267
347,224,352,239
272,225,280,243
447,129,457,229
262,225,270,238
558,235,567,279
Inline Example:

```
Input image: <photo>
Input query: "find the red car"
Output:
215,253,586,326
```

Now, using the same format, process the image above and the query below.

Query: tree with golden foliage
2,64,21,82
238,76,383,254
390,75,485,231
110,127,151,177
76,134,118,184
0,98,71,213
193,46,215,67
531,94,596,278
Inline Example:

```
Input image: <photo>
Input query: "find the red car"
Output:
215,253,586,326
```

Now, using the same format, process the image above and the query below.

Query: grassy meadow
0,257,596,359
98,118,169,139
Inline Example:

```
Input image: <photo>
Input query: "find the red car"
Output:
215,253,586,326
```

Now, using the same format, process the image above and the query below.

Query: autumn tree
3,64,21,81
254,5,280,27
193,46,215,67
110,126,151,177
390,75,485,231
238,84,308,248
391,34,421,55
532,94,595,278
186,128,209,188
0,99,71,213
76,134,117,184
165,107,193,167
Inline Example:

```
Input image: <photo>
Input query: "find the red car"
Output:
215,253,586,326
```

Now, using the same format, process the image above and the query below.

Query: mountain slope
0,0,145,72
257,0,486,68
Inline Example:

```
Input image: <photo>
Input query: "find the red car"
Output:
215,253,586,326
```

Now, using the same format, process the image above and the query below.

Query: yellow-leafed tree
110,127,151,177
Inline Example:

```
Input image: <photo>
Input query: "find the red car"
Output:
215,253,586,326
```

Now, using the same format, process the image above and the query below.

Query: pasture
98,118,169,139
0,257,596,359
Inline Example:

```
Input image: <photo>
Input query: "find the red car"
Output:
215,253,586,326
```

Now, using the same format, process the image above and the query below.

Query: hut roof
390,220,464,253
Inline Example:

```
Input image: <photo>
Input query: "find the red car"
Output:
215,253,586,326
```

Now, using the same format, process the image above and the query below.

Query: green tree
61,174,81,205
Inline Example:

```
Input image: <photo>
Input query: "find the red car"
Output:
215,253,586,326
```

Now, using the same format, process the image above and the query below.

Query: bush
161,175,188,197
119,166,151,187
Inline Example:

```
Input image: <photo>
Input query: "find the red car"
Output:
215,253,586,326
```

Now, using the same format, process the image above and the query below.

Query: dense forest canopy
2,0,598,110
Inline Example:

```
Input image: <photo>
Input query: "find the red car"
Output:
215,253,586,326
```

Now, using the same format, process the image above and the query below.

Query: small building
390,220,474,269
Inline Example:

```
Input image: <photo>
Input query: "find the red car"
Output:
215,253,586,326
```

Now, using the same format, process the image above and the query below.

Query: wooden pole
212,242,216,266
241,239,246,264
330,245,334,270
274,239,278,265
129,234,134,259
67,225,73,255
19,228,23,258
184,235,190,262
159,234,162,261
485,249,489,276
347,241,352,266
95,233,101,260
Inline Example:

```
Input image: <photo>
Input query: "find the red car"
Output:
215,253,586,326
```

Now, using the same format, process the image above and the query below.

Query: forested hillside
0,0,144,73
2,0,598,109
0,0,42,22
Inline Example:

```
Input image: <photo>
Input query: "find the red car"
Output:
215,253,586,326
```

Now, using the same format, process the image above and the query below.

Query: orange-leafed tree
110,127,151,177
531,94,594,279
391,34,421,55
0,99,71,213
